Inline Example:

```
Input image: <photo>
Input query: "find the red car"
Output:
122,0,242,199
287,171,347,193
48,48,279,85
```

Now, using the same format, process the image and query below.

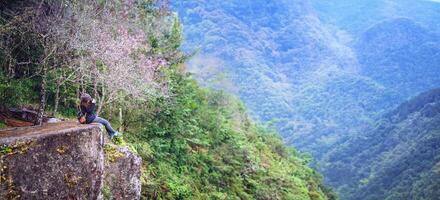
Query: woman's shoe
110,132,122,139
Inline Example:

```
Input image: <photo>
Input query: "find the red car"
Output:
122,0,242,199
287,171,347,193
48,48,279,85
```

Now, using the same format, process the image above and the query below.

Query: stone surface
0,122,141,200
0,122,104,199
102,144,142,200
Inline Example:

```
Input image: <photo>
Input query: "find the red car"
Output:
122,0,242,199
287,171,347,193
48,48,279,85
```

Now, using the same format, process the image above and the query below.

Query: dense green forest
173,2,440,199
321,88,440,200
0,0,337,199
172,0,440,163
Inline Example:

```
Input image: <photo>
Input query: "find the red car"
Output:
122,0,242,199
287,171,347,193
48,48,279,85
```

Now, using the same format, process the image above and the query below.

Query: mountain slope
355,18,440,103
173,1,440,199
172,1,440,199
126,67,339,200
172,0,388,157
174,0,440,153
322,88,440,200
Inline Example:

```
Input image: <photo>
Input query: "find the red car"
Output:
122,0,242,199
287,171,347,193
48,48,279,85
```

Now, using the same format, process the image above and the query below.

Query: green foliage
102,184,114,200
125,64,336,199
0,121,7,129
167,15,183,50
111,136,125,146
0,71,38,106
138,0,159,14
0,145,12,155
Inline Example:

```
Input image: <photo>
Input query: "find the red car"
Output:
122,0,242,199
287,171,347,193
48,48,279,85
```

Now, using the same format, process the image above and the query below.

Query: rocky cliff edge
0,122,141,200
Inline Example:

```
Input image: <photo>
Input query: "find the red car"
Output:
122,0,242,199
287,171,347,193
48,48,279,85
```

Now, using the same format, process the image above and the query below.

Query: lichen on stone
104,144,124,163
0,124,141,199
56,146,66,155
6,175,20,199
0,141,34,157
63,174,82,188
0,140,34,199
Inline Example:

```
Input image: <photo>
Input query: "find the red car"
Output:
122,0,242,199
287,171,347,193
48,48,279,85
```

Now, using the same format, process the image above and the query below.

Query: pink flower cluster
70,5,169,100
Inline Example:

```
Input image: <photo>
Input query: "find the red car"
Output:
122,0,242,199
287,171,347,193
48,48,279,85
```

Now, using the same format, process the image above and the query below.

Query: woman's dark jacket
78,102,97,123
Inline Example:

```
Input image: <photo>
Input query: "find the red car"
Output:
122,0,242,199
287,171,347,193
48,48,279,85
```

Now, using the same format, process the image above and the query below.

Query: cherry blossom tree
67,0,171,114
1,0,181,124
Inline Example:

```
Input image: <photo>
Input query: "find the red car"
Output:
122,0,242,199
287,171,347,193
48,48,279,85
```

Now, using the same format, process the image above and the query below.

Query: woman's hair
80,93,92,107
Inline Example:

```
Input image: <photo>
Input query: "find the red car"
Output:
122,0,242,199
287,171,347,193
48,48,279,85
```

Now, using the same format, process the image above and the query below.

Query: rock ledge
0,122,141,200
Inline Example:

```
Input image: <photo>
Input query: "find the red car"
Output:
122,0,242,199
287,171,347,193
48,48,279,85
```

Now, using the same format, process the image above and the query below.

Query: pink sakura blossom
66,1,171,111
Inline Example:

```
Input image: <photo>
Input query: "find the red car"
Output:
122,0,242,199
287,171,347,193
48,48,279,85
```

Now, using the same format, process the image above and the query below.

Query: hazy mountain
322,88,440,200
172,0,386,157
310,0,440,34
174,0,440,147
356,17,440,102
173,1,440,198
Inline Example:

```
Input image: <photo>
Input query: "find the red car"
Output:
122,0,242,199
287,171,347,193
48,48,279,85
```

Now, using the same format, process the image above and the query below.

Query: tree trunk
118,107,123,132
8,57,15,78
80,75,85,94
96,84,105,115
53,82,61,116
75,72,81,110
36,65,48,125
96,103,103,116
93,77,98,99
108,105,113,121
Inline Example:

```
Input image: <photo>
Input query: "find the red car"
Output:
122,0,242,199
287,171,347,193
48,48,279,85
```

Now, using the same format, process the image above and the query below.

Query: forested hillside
172,0,384,158
355,18,440,103
322,88,440,200
0,0,337,199
174,1,440,199
173,0,440,158
173,0,440,155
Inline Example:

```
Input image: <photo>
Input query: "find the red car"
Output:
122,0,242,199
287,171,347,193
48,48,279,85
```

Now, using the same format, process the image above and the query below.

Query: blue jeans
93,117,117,136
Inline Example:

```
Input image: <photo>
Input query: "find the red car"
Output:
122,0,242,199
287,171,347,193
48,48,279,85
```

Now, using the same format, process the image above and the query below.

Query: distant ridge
323,88,440,200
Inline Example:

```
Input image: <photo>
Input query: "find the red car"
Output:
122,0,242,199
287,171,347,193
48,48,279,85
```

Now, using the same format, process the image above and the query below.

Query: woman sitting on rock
78,93,121,138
